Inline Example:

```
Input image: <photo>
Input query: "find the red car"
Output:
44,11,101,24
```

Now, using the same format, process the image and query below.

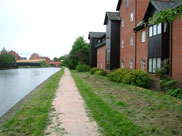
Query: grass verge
71,70,141,136
0,68,64,136
73,71,182,136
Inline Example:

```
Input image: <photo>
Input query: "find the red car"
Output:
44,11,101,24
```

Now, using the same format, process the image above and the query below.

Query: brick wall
120,0,136,69
136,27,148,72
136,0,149,24
97,45,106,70
172,17,182,80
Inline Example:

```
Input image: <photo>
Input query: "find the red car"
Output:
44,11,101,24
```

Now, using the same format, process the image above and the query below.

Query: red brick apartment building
89,0,182,80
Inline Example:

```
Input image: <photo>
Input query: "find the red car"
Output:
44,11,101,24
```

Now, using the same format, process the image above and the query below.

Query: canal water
0,68,60,117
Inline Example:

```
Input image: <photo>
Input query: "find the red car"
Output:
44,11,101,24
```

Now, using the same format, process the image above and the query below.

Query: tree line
59,36,89,69
0,53,16,68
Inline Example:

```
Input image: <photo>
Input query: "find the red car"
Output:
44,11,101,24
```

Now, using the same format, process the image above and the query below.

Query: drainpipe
169,22,173,77
135,0,137,69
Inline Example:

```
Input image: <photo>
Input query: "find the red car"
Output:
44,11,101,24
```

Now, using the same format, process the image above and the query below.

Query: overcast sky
0,0,118,59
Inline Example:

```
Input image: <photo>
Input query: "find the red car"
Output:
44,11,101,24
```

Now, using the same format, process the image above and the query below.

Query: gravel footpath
45,68,99,136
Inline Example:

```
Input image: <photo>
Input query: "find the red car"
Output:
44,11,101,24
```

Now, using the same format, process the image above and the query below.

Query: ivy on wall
149,6,182,24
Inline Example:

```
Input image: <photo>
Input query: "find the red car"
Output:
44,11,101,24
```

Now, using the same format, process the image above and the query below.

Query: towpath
45,68,99,136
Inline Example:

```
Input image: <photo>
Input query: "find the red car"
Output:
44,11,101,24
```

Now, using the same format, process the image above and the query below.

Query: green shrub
108,68,130,83
108,68,151,88
90,67,108,76
167,87,182,98
95,69,108,76
160,78,182,98
76,64,90,72
90,67,100,75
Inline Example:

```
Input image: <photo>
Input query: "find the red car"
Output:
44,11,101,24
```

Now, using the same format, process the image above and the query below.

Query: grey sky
0,0,118,59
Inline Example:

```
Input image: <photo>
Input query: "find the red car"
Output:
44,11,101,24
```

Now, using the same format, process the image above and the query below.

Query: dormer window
153,25,157,36
149,23,162,37
158,23,162,34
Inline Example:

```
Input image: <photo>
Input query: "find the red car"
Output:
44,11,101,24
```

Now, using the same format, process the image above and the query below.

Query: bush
76,64,90,72
90,67,100,75
167,88,182,98
108,68,151,88
160,78,182,98
90,67,108,76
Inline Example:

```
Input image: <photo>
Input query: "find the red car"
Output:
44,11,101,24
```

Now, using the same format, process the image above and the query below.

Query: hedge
108,68,151,88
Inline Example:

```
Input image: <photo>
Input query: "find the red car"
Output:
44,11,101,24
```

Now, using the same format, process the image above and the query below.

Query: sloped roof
143,0,182,21
88,32,106,39
104,12,121,25
116,0,122,11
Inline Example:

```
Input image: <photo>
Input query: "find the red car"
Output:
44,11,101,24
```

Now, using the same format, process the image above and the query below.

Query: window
153,58,157,72
157,58,161,69
142,31,146,42
149,26,153,37
148,58,161,73
158,23,162,34
153,25,157,36
149,58,152,73
106,49,110,65
130,36,134,46
149,24,162,37
130,59,133,69
126,0,129,8
141,59,145,70
164,23,167,33
121,40,124,48
130,12,134,22
121,60,124,68
122,19,125,27
101,63,103,69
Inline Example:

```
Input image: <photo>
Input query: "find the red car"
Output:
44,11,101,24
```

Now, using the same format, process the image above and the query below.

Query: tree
61,37,89,69
0,53,16,67
40,61,46,67
53,57,59,61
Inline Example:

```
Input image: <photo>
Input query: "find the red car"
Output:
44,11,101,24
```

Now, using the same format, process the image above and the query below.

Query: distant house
104,12,120,70
0,47,7,54
30,53,41,60
88,32,106,68
88,12,120,71
9,50,21,60
95,34,106,70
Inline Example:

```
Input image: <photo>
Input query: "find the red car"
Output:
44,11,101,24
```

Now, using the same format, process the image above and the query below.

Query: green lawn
0,68,64,136
71,70,182,136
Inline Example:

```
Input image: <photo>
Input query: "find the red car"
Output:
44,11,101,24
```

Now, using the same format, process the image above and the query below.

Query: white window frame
126,0,129,8
157,23,162,34
130,36,134,46
122,19,125,27
153,25,157,36
149,26,153,37
141,59,145,70
121,40,124,48
130,59,133,69
141,31,146,43
130,12,134,22
121,60,124,68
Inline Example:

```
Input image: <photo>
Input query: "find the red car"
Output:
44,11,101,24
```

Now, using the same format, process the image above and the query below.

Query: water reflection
0,68,60,117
